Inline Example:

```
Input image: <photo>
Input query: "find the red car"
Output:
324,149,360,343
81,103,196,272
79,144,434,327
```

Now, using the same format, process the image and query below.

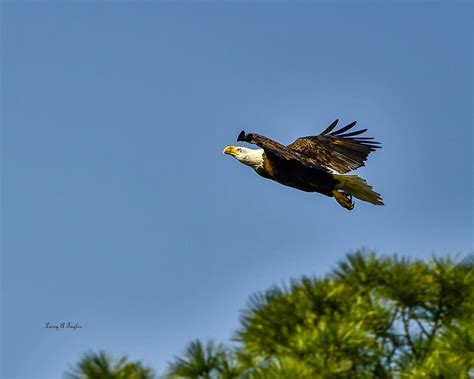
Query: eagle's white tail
333,174,384,209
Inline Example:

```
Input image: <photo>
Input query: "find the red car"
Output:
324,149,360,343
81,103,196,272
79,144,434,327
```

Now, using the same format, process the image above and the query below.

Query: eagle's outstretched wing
286,119,381,173
237,130,321,168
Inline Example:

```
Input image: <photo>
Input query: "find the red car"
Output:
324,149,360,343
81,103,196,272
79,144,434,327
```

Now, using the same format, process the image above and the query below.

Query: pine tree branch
413,317,430,339
380,308,399,370
401,308,417,358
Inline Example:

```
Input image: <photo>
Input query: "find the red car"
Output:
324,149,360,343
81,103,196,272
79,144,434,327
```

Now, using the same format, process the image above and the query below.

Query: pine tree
166,252,474,378
65,351,154,379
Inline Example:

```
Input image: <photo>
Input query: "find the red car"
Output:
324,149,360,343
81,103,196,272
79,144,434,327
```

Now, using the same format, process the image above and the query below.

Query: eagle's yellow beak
223,146,238,157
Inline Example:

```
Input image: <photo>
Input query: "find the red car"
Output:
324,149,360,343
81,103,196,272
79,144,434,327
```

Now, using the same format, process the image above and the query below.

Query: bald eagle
223,119,383,210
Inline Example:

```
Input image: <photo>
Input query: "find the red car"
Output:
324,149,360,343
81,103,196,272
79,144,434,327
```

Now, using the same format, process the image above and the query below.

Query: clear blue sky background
1,1,472,377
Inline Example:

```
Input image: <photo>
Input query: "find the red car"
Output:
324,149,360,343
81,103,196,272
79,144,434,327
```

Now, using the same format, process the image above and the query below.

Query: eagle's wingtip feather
320,119,339,135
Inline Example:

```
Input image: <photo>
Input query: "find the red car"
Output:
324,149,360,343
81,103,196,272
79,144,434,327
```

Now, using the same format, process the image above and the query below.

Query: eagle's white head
223,146,264,169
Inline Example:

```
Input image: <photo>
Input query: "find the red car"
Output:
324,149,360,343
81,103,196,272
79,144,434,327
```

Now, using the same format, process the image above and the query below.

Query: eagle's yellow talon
333,190,354,210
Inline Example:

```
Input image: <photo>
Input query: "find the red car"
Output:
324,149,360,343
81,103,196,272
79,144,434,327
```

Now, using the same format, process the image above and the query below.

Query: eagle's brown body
256,153,338,196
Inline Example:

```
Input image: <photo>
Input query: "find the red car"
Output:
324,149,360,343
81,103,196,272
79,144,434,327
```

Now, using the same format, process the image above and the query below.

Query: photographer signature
45,322,83,331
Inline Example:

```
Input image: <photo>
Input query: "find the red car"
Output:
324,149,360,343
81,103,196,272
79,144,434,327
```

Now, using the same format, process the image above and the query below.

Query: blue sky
1,1,472,377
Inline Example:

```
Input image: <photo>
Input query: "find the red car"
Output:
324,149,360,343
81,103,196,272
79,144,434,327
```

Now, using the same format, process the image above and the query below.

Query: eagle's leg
332,190,354,210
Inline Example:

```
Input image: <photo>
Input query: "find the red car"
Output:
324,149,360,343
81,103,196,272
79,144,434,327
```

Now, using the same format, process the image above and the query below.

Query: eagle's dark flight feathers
238,119,381,174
